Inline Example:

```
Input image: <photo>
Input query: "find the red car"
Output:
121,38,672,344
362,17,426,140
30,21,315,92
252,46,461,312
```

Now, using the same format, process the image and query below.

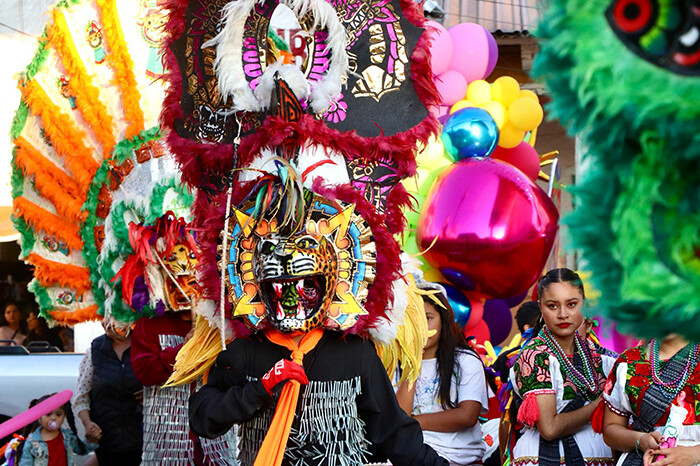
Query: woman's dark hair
536,268,586,301
16,393,84,463
24,310,50,338
1,301,28,334
528,268,586,339
423,292,481,410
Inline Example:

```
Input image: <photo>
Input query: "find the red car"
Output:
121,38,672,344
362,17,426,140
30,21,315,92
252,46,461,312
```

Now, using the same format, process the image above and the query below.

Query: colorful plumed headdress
10,0,192,328
161,0,439,384
534,0,700,339
222,161,376,333
114,212,199,316
160,0,438,329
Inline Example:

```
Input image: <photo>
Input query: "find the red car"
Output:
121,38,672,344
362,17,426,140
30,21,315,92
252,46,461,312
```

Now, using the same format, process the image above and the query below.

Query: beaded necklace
541,326,598,394
649,339,700,399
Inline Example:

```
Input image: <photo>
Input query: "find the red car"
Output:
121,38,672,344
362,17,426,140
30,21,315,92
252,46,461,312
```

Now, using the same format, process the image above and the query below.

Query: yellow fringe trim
20,80,100,188
48,9,116,156
27,252,92,296
96,0,145,138
376,276,429,385
164,315,224,387
14,137,87,223
13,197,83,251
49,304,100,325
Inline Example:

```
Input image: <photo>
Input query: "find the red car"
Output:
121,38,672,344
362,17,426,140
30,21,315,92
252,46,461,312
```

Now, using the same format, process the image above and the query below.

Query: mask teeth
296,280,304,297
276,301,285,320
273,282,283,298
296,301,305,320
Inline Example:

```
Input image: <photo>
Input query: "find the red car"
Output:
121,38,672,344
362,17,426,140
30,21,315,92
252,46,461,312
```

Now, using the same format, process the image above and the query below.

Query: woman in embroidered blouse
510,268,614,466
602,333,700,466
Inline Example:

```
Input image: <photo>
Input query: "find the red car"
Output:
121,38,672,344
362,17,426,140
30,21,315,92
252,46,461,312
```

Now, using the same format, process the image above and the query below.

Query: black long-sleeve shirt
189,330,449,466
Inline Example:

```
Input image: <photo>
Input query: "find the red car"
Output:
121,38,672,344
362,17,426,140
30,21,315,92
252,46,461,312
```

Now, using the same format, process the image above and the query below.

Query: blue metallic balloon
441,107,499,160
439,282,472,328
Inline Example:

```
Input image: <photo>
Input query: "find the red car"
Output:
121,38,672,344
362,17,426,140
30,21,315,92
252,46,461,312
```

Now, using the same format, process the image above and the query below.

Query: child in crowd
17,394,96,466
396,282,489,466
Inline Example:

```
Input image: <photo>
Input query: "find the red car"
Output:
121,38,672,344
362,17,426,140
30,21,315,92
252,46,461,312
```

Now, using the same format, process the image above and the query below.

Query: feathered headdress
10,0,191,327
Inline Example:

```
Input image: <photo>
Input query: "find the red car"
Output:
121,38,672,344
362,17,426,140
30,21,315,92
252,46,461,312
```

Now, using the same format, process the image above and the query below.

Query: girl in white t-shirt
397,284,490,466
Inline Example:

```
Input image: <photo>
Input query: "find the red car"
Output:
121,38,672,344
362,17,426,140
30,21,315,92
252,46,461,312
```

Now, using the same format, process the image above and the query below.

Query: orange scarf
253,327,324,466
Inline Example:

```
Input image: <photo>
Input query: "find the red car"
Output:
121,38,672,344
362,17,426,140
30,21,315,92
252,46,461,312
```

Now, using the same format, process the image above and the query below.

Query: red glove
261,359,309,395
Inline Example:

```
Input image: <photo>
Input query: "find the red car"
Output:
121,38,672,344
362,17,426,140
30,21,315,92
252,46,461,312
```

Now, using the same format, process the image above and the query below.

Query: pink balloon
485,31,499,78
491,142,541,180
434,70,468,106
448,23,497,83
427,20,454,76
428,104,450,119
417,158,559,298
0,389,72,439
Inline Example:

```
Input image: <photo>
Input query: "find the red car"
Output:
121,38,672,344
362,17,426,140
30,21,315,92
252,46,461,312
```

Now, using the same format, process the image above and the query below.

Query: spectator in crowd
72,321,143,466
23,310,63,349
396,282,489,466
601,333,700,465
509,268,613,466
16,393,96,465
58,327,74,352
0,302,27,346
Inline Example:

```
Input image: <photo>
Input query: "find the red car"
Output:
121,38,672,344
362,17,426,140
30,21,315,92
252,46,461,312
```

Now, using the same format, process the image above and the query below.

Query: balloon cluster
399,22,561,347
429,21,498,111
454,77,544,150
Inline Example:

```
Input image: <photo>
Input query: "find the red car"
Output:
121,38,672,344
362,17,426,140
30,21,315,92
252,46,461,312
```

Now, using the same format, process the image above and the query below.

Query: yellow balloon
508,97,544,131
450,99,476,114
519,89,539,102
479,100,508,129
401,167,430,194
416,136,446,167
498,123,525,149
491,76,521,107
466,80,492,105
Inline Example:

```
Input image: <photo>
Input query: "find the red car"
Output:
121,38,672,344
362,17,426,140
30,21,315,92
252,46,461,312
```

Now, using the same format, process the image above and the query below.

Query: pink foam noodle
0,390,72,439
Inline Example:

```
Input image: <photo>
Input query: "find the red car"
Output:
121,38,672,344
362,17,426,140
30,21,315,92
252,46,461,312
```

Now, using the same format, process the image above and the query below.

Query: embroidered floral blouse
603,345,700,426
514,337,607,404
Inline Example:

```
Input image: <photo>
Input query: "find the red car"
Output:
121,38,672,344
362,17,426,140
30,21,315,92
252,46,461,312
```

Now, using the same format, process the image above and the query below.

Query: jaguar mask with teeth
116,212,200,316
223,182,375,333
254,234,336,332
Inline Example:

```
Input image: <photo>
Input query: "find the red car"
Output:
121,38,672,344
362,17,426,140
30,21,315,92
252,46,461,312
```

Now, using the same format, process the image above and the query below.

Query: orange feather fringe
27,252,92,296
20,80,100,188
96,0,145,139
13,197,83,251
50,304,100,325
48,10,116,156
14,137,87,223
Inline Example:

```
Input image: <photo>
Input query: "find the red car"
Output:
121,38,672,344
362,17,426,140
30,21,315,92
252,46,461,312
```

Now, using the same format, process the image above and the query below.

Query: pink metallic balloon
417,158,559,298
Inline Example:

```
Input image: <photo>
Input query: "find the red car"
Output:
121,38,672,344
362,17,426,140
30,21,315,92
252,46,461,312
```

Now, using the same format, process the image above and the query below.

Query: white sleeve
72,351,93,414
455,351,489,413
603,362,633,417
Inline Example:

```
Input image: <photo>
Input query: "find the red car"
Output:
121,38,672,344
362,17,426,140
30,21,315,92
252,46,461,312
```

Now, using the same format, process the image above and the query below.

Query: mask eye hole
260,240,276,255
295,236,319,249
